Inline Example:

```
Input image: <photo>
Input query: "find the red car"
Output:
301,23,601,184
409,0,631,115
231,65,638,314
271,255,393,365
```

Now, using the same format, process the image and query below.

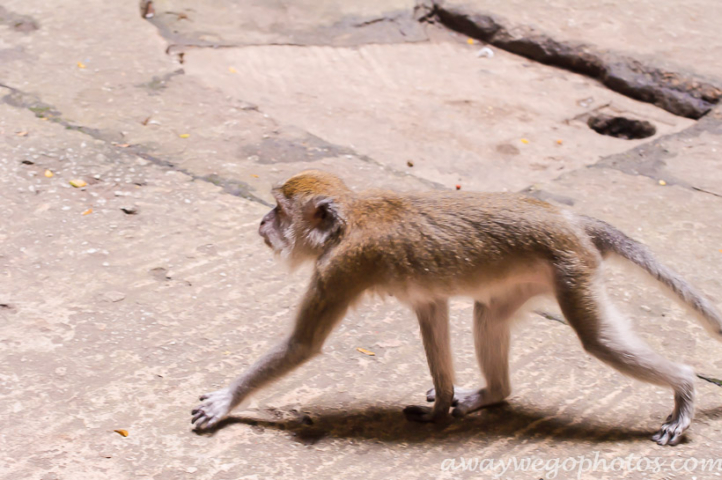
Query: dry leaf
114,429,129,437
520,138,529,144
179,133,190,139
356,347,375,356
466,38,475,45
77,61,86,69
556,139,563,145
407,160,414,167
44,169,54,178
251,174,259,178
116,143,130,148
658,180,667,186
16,131,29,137
82,208,93,215
229,67,237,73
69,179,87,188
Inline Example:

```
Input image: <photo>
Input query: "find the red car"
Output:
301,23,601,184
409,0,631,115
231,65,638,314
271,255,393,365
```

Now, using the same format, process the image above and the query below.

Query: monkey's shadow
193,400,693,446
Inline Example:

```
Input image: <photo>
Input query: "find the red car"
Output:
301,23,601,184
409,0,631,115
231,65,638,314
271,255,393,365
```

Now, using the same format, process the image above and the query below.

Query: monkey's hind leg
404,299,455,423
556,270,696,446
428,285,546,416
428,295,525,416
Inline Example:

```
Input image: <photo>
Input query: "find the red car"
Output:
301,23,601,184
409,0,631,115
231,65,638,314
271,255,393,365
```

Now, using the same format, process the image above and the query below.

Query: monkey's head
259,171,350,264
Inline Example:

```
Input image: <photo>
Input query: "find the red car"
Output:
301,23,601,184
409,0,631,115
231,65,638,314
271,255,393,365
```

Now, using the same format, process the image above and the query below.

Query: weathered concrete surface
435,0,722,87
1,0,722,479
185,38,693,193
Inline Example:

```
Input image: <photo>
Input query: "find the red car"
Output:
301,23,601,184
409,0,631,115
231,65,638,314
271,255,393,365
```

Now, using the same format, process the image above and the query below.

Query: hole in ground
587,115,656,139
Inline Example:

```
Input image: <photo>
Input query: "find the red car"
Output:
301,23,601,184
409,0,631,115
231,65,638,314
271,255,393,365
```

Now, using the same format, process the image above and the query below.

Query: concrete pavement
1,1,721,479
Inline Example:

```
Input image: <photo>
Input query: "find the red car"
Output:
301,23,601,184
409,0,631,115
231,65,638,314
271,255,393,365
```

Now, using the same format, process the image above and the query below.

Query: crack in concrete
421,0,721,119
0,81,271,206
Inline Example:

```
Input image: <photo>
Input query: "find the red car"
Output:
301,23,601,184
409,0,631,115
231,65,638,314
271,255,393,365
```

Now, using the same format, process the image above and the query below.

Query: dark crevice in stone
422,1,721,119
587,115,656,140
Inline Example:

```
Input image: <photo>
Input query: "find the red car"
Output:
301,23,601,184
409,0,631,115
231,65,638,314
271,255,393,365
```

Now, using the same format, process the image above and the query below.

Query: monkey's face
259,202,292,255
259,192,345,264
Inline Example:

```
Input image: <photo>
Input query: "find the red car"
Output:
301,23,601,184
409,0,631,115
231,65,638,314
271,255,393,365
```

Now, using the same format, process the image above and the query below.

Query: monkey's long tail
582,216,722,338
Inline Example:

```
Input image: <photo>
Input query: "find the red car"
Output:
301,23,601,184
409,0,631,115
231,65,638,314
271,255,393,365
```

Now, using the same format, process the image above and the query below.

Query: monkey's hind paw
651,414,690,446
191,388,234,430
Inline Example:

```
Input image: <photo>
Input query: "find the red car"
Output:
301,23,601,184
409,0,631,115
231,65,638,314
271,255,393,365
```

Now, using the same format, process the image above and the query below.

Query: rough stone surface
434,0,722,89
1,1,722,479
429,0,722,118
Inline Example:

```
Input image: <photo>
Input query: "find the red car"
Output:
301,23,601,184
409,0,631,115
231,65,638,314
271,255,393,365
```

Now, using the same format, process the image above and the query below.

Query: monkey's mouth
263,237,272,248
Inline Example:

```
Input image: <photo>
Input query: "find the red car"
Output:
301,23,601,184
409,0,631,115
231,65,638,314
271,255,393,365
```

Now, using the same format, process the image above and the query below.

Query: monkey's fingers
191,409,205,424
403,405,435,423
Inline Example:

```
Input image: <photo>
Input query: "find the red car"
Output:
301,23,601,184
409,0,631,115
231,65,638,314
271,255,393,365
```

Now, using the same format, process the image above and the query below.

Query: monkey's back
323,190,593,299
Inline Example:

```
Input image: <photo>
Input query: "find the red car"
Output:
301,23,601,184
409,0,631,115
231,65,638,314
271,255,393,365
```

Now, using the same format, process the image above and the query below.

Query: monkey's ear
303,196,344,240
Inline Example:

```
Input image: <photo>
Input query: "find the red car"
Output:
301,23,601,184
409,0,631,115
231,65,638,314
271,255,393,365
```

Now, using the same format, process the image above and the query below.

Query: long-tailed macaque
192,170,721,446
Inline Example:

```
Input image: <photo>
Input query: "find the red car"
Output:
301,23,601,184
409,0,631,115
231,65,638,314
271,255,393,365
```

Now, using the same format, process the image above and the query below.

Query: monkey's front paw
404,405,435,423
403,405,452,424
651,414,690,446
191,388,234,429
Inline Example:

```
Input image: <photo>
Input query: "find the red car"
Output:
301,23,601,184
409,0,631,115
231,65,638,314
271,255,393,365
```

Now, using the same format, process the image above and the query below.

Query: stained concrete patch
0,5,39,32
145,0,426,47
240,127,357,165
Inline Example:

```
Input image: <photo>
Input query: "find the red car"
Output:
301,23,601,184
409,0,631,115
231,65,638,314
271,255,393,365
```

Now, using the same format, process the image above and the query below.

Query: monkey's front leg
192,338,315,429
403,299,455,423
192,286,351,430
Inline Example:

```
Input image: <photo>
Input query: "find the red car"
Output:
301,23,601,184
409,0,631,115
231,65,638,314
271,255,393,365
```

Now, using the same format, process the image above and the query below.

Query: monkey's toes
651,412,691,446
652,422,687,446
